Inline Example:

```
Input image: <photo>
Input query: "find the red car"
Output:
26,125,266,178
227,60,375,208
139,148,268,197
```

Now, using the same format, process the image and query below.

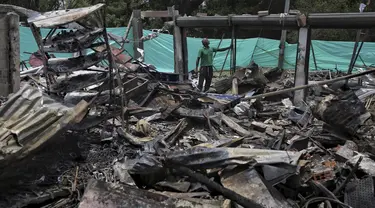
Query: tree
0,0,370,41
0,0,60,12
290,0,359,42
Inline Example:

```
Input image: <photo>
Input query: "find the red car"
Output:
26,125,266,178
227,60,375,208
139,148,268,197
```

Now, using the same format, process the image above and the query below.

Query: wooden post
132,10,143,60
311,42,318,71
277,0,291,69
0,12,20,96
232,78,238,95
30,23,51,91
7,12,20,94
124,12,133,40
181,27,188,81
170,6,185,81
230,25,237,74
294,27,311,106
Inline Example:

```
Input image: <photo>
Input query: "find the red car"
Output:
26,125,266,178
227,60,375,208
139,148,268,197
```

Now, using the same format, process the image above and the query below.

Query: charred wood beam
278,0,291,69
132,10,144,60
13,185,84,207
141,10,172,18
170,6,187,81
176,14,303,29
7,12,20,96
172,166,263,208
293,27,311,106
126,80,149,100
176,13,375,29
308,12,375,29
242,68,375,101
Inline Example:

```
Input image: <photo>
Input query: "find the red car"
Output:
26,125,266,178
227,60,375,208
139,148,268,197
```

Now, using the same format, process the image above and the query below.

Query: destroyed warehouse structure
1,3,375,208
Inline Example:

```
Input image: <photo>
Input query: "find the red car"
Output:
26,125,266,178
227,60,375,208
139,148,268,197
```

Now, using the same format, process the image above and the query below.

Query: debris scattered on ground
2,4,375,208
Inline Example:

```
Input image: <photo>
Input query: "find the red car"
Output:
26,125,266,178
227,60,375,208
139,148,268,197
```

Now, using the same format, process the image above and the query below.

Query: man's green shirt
198,47,217,67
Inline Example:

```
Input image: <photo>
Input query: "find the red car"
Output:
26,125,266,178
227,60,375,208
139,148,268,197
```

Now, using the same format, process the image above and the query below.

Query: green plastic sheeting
20,26,375,73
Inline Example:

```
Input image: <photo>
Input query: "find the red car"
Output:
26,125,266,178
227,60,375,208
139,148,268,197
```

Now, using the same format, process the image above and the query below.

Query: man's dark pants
198,66,213,92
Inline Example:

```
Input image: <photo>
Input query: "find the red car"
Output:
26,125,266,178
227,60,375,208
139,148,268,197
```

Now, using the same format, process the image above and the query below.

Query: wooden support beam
126,80,149,99
170,6,185,81
0,12,20,96
293,27,311,106
123,77,138,90
242,68,375,101
258,11,269,17
181,27,188,80
132,10,143,60
141,10,172,18
121,11,133,48
277,0,291,69
30,23,51,91
232,78,238,95
7,12,20,95
230,26,237,74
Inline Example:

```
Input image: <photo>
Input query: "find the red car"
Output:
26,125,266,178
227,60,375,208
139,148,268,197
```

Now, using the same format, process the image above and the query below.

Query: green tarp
20,26,375,73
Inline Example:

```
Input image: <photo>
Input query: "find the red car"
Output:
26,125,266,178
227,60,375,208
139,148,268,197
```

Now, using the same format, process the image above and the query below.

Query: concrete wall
0,12,19,97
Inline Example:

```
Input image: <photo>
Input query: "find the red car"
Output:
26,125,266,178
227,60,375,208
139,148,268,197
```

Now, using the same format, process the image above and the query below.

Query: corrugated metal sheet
0,83,88,165
27,4,104,28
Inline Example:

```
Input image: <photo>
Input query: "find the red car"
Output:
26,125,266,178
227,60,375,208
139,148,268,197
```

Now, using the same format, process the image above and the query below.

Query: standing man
195,38,231,92
360,0,370,12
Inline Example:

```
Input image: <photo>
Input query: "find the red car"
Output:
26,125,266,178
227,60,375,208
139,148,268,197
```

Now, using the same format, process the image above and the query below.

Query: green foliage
0,0,60,11
0,0,371,41
291,0,359,41
203,0,260,15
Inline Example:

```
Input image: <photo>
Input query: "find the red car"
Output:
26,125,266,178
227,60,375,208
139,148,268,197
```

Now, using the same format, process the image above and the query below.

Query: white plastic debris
282,98,294,109
191,78,199,89
234,102,251,116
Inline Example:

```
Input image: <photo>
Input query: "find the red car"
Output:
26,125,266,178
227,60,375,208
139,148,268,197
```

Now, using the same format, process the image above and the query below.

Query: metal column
293,27,311,106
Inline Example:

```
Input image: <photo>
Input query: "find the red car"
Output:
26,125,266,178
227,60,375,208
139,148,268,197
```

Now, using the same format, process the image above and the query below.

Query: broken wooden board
214,68,247,93
48,51,107,74
27,4,105,28
174,107,215,120
213,78,232,94
251,121,283,133
221,168,291,208
199,93,242,111
162,118,189,145
117,127,143,147
50,71,108,93
221,113,252,137
165,147,302,169
258,10,269,17
43,28,104,53
125,78,149,99
232,78,239,95
79,179,220,208
64,77,149,105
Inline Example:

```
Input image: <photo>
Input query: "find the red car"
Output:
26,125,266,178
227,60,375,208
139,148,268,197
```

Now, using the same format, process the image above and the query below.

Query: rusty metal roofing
27,3,104,28
0,83,88,167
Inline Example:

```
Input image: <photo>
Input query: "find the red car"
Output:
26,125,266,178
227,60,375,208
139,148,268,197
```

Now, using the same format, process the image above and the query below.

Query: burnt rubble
2,61,375,208
2,4,375,208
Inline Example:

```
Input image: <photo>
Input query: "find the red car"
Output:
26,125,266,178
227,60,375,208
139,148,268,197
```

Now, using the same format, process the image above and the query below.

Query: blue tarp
20,26,375,73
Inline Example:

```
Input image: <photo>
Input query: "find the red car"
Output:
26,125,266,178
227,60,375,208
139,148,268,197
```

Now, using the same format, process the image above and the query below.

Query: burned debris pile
2,4,375,208
2,60,375,208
